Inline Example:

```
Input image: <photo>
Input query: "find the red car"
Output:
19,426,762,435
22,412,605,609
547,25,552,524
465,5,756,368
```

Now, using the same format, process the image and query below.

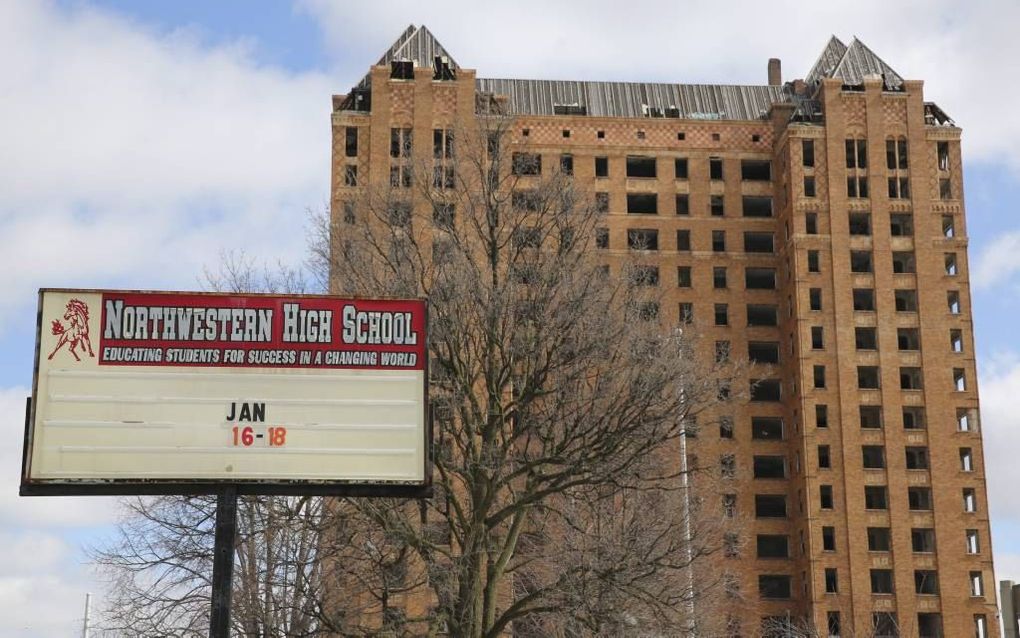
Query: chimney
768,58,782,85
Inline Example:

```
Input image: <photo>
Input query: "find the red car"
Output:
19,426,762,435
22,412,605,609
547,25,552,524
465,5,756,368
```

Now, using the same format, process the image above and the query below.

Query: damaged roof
805,35,904,89
355,24,459,90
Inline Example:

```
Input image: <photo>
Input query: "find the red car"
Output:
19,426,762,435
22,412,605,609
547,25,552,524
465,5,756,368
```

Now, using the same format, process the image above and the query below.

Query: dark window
948,290,961,314
710,157,723,180
865,486,888,510
677,266,691,287
626,155,656,178
720,416,734,439
741,160,772,181
627,228,658,250
342,200,356,224
818,445,831,468
855,327,878,350
345,126,359,157
722,493,736,516
390,127,412,158
714,303,728,326
820,484,834,509
809,288,822,311
825,568,839,593
595,191,609,213
853,288,876,311
712,230,726,252
433,128,454,159
908,487,933,510
851,251,873,273
751,379,782,402
711,194,725,217
890,214,914,237
804,176,816,197
744,232,774,253
715,341,730,363
748,342,779,364
873,612,898,637
344,164,358,186
713,266,727,288
871,569,894,594
802,139,815,167
390,165,413,188
887,138,909,170
811,326,824,349
595,227,608,249
559,153,574,175
756,535,789,558
755,494,787,518
747,304,778,327
676,229,691,251
806,212,818,234
679,302,694,324
900,367,923,390
892,251,916,274
751,417,783,440
905,447,929,470
868,527,891,551
808,250,820,272
724,532,739,557
626,193,658,215
849,212,871,236
675,194,690,215
915,570,938,595
828,612,841,637
846,138,867,168
720,454,736,478
387,201,412,227
903,407,927,430
912,528,936,553
895,289,918,312
858,366,880,389
743,196,773,218
897,328,920,351
816,404,829,428
822,526,836,551
940,178,952,200
759,575,791,599
862,445,885,469
674,158,689,179
746,267,776,290
847,176,869,198
595,156,608,177
917,613,943,638
943,215,956,237
512,190,540,211
813,365,826,388
937,141,950,171
860,405,883,429
888,177,911,199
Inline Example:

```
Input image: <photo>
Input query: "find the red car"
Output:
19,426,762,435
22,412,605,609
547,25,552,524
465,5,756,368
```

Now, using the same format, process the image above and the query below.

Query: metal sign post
209,486,238,637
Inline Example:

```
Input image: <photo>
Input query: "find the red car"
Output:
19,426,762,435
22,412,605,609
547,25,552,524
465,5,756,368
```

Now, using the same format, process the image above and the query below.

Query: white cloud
0,0,333,335
302,0,1020,171
979,354,1020,578
973,231,1020,291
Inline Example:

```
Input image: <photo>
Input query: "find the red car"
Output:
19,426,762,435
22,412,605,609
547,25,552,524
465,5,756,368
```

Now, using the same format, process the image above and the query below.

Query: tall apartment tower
331,26,997,637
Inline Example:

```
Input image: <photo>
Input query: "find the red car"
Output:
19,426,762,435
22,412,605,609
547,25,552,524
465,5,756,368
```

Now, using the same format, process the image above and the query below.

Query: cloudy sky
2,0,1020,634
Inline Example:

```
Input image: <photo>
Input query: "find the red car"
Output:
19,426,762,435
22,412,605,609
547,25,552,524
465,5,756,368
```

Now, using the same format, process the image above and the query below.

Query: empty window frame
847,175,869,198
720,416,734,439
629,265,660,287
966,529,980,554
937,141,950,171
712,230,726,252
855,327,878,350
720,454,736,478
594,156,609,177
846,138,868,168
900,367,924,390
915,570,938,595
715,340,730,363
860,405,883,429
849,212,871,235
433,128,454,159
674,157,689,179
746,267,777,290
868,527,892,551
960,447,974,472
906,408,928,433
675,193,690,215
804,176,816,197
595,191,610,213
896,289,919,312
756,534,789,558
595,227,609,249
802,139,815,167
626,193,658,215
888,176,911,199
871,569,895,594
905,446,929,470
890,214,914,236
816,404,829,428
811,326,824,349
825,568,839,593
942,214,956,237
887,138,909,170
676,229,691,251
751,416,783,440
822,526,836,551
344,164,358,186
806,212,818,234
940,177,953,200
820,484,834,509
892,251,916,274
858,366,880,389
755,495,787,518
679,302,694,324
948,290,961,314
559,153,574,175
751,379,782,402
743,196,774,218
809,288,822,311
711,194,725,216
713,266,727,288
865,485,888,510
808,250,821,272
741,159,772,181
626,155,656,178
813,365,826,388
850,250,873,273
908,487,933,510
954,368,967,391
627,228,659,250
390,127,413,158
862,445,886,469
912,528,936,553
898,328,921,351
747,304,778,327
759,575,792,599
964,488,977,512
874,613,899,636
818,445,831,469
853,288,876,311
748,342,780,364
709,157,723,180
714,303,729,326
945,253,959,275
744,231,775,253
971,571,985,597
344,126,359,157
957,408,976,432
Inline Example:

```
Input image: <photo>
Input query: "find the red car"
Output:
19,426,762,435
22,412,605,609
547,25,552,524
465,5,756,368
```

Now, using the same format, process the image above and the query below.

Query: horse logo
48,298,95,361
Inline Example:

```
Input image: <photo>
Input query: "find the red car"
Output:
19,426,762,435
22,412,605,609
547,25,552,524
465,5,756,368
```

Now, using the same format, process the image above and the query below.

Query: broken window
345,126,359,157
855,327,877,350
954,368,967,391
433,202,455,227
862,445,885,469
966,529,980,553
674,157,689,179
804,176,816,197
820,485,834,509
595,227,608,249
594,156,608,177
957,407,976,432
945,253,959,275
626,155,657,178
912,528,936,553
896,289,918,312
747,304,778,326
850,250,872,273
711,194,725,216
888,176,911,199
813,365,826,388
559,153,574,175
942,215,956,237
709,157,723,180
848,212,870,235
806,212,818,234
390,59,413,79
752,416,783,439
748,342,779,364
390,127,413,158
938,141,950,171
892,251,916,273
908,487,932,510
679,302,694,324
865,486,888,510
939,177,952,200
816,404,829,428
595,192,609,213
846,138,868,168
629,265,660,287
915,570,938,595
627,193,658,215
741,159,772,181
811,326,824,349
714,303,729,326
853,288,876,311
897,328,921,351
675,193,690,215
860,405,883,429
342,200,356,224
344,164,358,187
745,267,776,290
390,165,413,188
905,446,929,469
720,416,734,439
964,488,977,512
858,366,880,389
960,448,974,472
753,456,786,479
756,495,786,518
847,175,869,198
904,407,926,430
868,527,891,552
720,454,736,478
970,571,984,597
802,139,815,167
886,138,909,170
744,231,774,253
825,569,839,593
742,196,773,217
757,535,789,559
948,290,961,314
676,229,691,251
750,379,782,402
809,288,822,310
712,230,726,252
890,214,913,237
818,445,831,469
713,266,727,288
900,367,924,390
511,152,541,175
677,266,692,287
808,250,820,272
715,340,730,363
433,128,454,159
627,228,658,250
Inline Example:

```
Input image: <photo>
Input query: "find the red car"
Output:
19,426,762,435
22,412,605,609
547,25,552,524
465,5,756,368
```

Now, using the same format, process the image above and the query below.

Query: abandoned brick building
330,25,997,637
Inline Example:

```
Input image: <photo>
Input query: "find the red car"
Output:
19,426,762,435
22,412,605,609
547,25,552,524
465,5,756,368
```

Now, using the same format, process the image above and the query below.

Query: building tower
330,26,997,637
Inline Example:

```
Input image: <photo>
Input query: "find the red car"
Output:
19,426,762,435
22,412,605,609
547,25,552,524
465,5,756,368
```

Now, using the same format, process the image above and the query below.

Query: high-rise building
330,25,997,637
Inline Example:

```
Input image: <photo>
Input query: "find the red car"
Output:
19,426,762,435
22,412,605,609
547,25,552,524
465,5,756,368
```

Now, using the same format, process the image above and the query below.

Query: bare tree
310,115,747,636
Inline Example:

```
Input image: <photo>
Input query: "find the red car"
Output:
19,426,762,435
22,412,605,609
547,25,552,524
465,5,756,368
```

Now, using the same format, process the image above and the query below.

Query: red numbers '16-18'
232,426,287,447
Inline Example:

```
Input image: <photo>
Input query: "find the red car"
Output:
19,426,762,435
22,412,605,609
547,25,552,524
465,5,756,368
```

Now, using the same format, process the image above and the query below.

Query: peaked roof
805,36,904,90
355,24,459,89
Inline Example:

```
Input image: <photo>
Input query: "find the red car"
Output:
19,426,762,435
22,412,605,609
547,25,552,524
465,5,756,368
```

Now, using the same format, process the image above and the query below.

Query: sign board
21,289,429,496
